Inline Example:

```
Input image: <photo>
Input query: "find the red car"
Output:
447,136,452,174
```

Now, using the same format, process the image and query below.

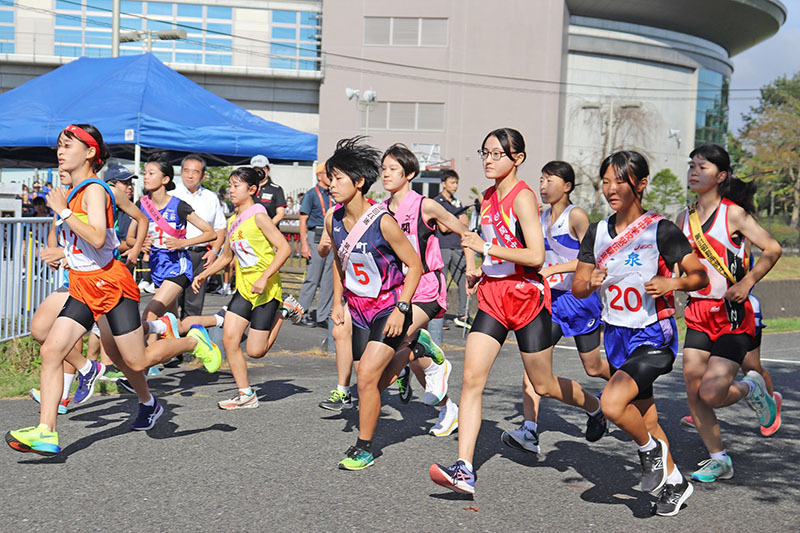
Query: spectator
172,153,227,318
30,181,47,200
296,162,333,327
433,169,470,328
29,196,50,217
251,154,287,225
103,164,137,250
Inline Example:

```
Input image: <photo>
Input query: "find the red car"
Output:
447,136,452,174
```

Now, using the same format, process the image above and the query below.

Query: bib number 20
609,285,642,312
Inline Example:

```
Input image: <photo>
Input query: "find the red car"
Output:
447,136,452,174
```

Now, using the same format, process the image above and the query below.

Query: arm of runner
46,184,109,249
422,197,477,272
329,215,346,326
645,251,708,297
724,205,782,303
317,211,334,258
191,236,234,294
461,188,544,268
572,260,606,298
250,212,292,295
381,214,423,337
167,212,216,250
113,187,147,265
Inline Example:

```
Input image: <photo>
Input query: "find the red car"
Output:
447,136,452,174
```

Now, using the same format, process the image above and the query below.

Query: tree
644,169,684,217
740,72,800,229
203,166,234,196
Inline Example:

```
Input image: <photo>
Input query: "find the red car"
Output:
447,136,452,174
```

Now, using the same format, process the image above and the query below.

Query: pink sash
337,203,387,268
140,195,186,239
596,211,663,269
228,203,267,239
487,186,524,249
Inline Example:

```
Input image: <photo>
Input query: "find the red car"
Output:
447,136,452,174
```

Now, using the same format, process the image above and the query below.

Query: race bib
346,251,381,298
231,237,259,268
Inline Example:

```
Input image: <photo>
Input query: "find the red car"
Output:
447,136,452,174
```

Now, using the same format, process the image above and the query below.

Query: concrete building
0,1,788,204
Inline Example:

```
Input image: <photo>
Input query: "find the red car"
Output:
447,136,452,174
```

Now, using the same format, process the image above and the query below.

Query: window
121,1,142,14
56,14,83,27
177,4,202,18
207,7,232,19
0,10,12,23
57,0,80,10
695,69,729,147
270,8,320,71
87,0,113,11
366,102,445,131
146,2,173,16
364,17,447,46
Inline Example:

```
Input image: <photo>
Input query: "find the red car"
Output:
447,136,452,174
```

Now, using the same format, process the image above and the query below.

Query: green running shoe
417,329,445,365
397,367,411,404
100,365,125,382
319,389,353,411
187,325,222,373
5,424,60,456
691,456,734,483
337,446,374,470
743,371,777,427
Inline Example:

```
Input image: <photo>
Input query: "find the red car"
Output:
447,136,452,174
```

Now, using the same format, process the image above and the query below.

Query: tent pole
134,143,141,200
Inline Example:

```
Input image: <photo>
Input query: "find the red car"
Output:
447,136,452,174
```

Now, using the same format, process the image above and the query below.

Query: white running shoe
429,402,458,437
423,359,451,406
501,424,540,453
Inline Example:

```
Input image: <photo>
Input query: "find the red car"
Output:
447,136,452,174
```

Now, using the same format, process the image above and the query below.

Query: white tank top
541,205,578,291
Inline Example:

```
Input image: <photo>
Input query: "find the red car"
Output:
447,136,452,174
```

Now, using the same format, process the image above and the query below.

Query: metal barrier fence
0,217,62,342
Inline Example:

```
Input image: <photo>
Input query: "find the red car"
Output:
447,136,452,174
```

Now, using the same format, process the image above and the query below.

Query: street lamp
120,29,188,53
346,88,378,138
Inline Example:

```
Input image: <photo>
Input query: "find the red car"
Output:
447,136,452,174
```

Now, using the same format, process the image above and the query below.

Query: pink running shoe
680,415,696,429
760,392,782,437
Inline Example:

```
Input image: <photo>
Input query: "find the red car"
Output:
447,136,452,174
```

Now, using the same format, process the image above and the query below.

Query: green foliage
203,166,235,195
644,169,685,215
0,336,41,397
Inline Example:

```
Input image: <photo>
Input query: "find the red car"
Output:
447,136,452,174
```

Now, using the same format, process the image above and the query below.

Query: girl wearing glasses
430,128,603,495
572,150,707,516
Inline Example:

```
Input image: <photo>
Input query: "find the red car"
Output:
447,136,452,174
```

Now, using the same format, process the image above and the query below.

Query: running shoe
282,294,304,324
187,325,222,373
430,402,459,437
453,316,472,329
158,312,180,339
5,424,60,456
501,423,540,453
147,366,162,377
116,378,136,394
397,367,411,404
417,329,445,365
73,360,106,404
638,438,668,494
429,460,476,494
761,391,782,437
680,415,696,429
655,479,694,517
743,370,777,427
338,446,375,470
218,391,259,410
423,359,451,406
130,399,164,431
214,306,227,325
319,390,353,411
585,409,607,442
28,389,70,415
100,365,125,382
691,456,734,483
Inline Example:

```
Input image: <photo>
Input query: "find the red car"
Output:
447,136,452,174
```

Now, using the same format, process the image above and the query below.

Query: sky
728,1,800,133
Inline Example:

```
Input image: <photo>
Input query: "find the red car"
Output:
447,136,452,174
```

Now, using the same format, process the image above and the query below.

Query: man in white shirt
172,153,226,318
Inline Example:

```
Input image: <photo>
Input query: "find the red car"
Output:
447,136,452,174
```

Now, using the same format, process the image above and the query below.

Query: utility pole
112,0,120,57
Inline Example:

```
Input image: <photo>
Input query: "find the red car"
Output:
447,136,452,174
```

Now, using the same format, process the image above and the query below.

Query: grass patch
762,316,800,334
0,336,42,397
763,255,800,281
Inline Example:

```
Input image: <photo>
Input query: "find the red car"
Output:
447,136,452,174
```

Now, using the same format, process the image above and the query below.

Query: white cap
250,154,270,167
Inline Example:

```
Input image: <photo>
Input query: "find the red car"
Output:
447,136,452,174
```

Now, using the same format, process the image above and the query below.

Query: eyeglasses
477,150,509,161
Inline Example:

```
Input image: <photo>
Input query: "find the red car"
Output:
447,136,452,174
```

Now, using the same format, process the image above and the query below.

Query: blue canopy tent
0,53,317,167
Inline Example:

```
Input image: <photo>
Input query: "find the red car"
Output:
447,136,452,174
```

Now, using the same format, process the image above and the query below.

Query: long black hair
481,127,526,164
599,150,649,201
690,143,756,215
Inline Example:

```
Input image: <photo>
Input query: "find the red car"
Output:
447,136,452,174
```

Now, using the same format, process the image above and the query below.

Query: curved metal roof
566,0,787,56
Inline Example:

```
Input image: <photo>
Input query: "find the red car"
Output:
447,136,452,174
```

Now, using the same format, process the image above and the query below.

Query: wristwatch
60,208,73,220
483,240,492,256
396,301,411,315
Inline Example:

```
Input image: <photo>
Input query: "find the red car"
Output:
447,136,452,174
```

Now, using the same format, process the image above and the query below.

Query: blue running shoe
429,460,476,494
28,389,69,415
73,361,105,404
130,399,164,431
147,366,162,377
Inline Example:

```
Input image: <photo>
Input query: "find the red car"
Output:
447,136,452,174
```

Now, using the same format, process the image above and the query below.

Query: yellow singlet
227,212,282,309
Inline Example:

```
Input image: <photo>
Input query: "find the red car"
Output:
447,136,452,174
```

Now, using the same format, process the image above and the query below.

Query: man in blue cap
103,164,137,249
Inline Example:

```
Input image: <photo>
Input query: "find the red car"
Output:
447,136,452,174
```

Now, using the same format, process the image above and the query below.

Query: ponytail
690,143,756,215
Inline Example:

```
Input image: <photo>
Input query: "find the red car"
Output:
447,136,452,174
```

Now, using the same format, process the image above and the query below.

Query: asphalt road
1,304,798,532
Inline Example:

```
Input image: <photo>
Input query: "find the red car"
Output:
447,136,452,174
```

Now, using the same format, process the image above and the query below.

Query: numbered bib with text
231,237,259,268
345,251,381,297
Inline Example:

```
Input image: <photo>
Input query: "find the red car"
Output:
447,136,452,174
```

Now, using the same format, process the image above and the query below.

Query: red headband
63,125,101,161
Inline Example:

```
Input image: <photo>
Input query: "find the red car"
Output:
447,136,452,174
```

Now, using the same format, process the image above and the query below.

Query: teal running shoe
338,446,375,470
691,456,734,483
743,371,776,427
417,329,445,365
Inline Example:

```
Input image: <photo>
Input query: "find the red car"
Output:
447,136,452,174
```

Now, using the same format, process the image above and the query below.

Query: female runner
6,124,158,456
677,143,781,484
430,128,602,495
191,166,291,409
502,160,609,453
325,137,422,470
572,150,707,516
